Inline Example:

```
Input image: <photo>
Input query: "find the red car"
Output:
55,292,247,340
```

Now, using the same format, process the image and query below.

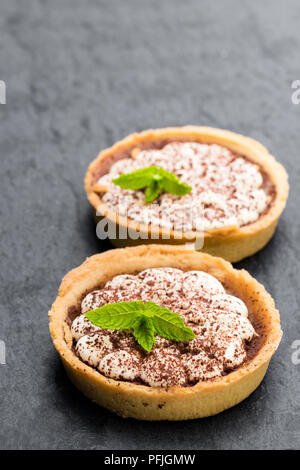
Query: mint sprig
112,166,192,203
85,300,196,353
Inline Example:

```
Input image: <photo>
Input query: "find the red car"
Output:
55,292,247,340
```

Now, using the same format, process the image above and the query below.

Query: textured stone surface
0,0,299,450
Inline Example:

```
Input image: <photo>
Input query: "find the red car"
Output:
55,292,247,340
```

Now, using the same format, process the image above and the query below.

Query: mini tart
84,126,288,262
49,245,282,421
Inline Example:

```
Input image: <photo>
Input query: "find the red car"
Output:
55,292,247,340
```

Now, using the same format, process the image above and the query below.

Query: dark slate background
0,0,299,450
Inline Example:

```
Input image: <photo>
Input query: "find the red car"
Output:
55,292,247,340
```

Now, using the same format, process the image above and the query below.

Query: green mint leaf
146,302,196,341
85,300,145,330
85,300,196,353
145,179,163,203
158,167,192,196
132,315,156,353
112,165,192,202
162,179,192,197
112,166,157,190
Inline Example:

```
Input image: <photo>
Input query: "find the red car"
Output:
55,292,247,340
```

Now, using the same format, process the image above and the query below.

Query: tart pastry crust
84,127,288,262
49,245,282,420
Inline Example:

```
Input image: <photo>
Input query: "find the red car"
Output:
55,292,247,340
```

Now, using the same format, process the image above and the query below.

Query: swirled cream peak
99,142,269,231
71,267,257,387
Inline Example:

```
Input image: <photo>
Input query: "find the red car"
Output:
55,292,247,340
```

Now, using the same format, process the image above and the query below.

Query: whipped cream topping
98,142,270,231
70,268,257,387
140,353,186,388
75,332,114,367
99,350,141,381
71,314,101,341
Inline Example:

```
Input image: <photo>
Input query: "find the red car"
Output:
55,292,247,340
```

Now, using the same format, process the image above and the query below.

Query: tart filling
97,142,274,231
70,267,257,387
